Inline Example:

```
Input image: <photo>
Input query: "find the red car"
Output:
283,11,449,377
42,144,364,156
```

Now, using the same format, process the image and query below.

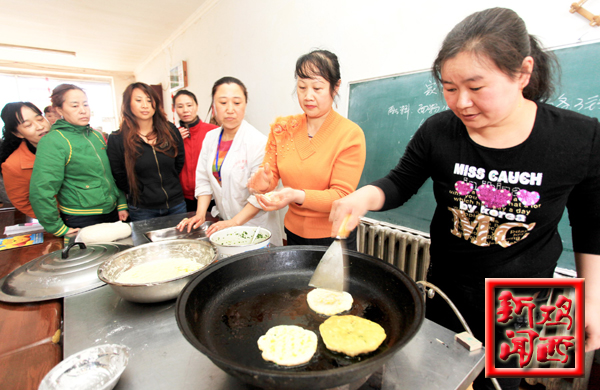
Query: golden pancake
319,315,386,357
257,325,318,366
307,288,353,316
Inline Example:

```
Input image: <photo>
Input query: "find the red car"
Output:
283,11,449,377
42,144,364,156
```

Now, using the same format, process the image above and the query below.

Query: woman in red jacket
0,102,50,218
173,90,218,212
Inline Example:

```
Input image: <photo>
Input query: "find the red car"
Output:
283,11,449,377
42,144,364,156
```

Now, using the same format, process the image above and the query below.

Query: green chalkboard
348,41,600,271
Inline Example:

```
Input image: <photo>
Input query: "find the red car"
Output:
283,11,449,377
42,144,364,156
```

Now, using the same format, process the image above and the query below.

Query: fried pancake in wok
257,325,318,366
307,288,353,316
319,315,386,357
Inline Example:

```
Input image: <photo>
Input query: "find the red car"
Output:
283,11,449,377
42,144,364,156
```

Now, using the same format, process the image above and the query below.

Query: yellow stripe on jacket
55,130,73,165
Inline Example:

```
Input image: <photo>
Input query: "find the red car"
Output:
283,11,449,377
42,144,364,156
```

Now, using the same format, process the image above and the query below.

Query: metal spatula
308,215,352,292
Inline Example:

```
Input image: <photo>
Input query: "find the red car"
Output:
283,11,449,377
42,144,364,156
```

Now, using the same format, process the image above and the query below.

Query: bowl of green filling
209,226,271,259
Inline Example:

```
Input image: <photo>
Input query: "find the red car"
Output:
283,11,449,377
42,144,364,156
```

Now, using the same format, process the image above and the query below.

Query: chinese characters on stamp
484,278,585,378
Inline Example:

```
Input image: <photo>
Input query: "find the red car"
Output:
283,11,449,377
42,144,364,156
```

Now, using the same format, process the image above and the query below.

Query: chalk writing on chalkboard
348,41,600,271
555,94,599,111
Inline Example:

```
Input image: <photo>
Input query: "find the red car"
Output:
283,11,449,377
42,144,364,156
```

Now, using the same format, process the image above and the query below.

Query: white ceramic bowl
39,344,130,390
209,226,271,259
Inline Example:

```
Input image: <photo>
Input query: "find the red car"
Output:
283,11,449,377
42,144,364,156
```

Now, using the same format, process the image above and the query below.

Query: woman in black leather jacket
107,82,185,222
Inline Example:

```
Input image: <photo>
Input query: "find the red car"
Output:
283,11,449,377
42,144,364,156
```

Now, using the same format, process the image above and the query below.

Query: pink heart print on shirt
455,181,474,196
476,184,512,209
516,189,540,206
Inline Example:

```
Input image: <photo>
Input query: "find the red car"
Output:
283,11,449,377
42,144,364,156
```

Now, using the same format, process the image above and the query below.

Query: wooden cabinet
0,208,64,389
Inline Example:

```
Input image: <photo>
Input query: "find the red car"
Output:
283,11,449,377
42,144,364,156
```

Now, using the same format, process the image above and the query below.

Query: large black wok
176,246,424,390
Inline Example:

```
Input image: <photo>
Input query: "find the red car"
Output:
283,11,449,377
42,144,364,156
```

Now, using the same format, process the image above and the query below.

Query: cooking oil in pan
207,287,395,372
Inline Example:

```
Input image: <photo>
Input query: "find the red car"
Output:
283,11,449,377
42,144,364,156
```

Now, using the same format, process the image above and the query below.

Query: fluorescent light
0,43,76,57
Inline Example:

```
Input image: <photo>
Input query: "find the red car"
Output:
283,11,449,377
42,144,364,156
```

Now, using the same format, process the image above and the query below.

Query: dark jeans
425,266,555,390
184,197,216,213
128,201,187,222
184,198,197,212
60,208,119,229
284,227,357,251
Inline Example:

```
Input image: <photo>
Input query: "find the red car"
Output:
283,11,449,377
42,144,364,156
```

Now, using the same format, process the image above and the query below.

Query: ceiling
0,0,211,74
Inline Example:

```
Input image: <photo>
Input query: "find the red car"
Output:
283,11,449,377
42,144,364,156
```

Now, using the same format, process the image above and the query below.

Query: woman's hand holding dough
256,187,303,212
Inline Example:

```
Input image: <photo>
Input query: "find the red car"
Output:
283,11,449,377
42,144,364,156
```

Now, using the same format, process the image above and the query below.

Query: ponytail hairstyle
0,102,42,174
119,82,179,204
51,84,84,108
432,7,559,102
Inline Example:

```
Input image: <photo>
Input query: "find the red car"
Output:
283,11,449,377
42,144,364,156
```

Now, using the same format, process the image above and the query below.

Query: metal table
127,211,206,246
64,287,484,390
63,213,485,389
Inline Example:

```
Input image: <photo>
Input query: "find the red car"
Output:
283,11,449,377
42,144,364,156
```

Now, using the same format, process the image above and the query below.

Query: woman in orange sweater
0,102,51,218
249,49,366,249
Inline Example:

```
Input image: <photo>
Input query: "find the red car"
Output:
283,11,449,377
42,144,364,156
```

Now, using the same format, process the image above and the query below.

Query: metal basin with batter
98,239,217,303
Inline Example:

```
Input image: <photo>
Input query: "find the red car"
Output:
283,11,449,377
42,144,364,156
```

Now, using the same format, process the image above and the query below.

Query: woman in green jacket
30,84,128,237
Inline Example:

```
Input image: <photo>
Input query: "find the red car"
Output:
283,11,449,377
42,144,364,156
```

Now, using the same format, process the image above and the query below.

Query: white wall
135,0,600,133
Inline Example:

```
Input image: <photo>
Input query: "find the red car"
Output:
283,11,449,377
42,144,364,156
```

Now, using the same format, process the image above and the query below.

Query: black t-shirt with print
372,102,600,278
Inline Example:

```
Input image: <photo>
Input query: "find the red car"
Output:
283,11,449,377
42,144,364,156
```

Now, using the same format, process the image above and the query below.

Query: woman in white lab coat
177,77,282,246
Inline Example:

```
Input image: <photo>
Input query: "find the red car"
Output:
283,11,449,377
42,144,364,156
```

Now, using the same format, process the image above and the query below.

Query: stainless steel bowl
39,344,130,390
98,239,217,303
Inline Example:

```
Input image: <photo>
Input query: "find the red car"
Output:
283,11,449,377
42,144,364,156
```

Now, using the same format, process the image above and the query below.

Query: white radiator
357,217,431,282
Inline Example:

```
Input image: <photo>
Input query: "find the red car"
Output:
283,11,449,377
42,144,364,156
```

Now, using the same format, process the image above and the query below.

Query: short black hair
173,89,198,106
295,49,341,98
1,102,43,172
211,77,248,103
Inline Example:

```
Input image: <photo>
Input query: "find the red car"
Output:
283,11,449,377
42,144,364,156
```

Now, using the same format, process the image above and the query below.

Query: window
0,74,117,134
